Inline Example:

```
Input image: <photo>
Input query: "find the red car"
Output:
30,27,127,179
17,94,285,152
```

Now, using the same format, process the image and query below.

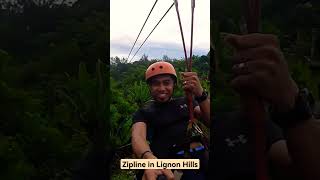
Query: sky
110,0,210,62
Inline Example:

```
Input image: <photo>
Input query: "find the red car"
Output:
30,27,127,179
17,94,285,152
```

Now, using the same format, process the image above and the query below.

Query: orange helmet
145,61,177,82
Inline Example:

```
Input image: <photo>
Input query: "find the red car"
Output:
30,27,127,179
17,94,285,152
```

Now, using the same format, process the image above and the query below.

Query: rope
173,0,188,69
189,0,195,71
187,0,196,127
173,0,194,127
244,0,267,180
127,0,159,61
173,0,197,133
129,3,174,63
173,0,209,150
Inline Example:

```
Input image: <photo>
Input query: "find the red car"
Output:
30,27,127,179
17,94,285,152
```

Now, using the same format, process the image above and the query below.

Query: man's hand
181,72,203,97
142,169,162,180
142,169,174,180
225,33,299,111
181,71,210,125
161,169,175,180
224,33,320,180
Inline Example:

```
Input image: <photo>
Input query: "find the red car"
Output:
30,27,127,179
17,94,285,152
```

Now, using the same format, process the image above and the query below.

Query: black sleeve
266,119,284,151
132,108,153,142
132,109,147,124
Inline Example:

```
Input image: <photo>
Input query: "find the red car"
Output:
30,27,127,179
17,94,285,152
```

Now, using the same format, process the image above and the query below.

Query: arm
284,118,320,180
270,89,320,179
269,119,320,180
269,140,297,179
225,33,320,180
132,122,175,180
194,97,210,126
181,72,211,126
131,122,157,159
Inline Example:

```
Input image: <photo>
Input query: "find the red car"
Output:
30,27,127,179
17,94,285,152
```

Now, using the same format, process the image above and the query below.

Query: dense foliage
0,0,108,179
0,0,319,179
212,0,320,112
109,54,210,179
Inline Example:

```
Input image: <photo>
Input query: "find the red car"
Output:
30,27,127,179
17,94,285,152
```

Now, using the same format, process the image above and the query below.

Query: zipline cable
129,3,175,63
127,0,159,61
173,0,188,68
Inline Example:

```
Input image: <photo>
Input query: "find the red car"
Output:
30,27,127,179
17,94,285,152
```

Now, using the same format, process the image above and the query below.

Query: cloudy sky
110,0,210,62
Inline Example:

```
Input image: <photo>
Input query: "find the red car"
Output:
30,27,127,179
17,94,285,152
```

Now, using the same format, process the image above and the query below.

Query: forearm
284,118,320,180
199,98,210,126
132,136,157,159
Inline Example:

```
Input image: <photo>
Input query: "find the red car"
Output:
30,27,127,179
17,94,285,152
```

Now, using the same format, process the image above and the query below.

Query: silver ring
238,62,245,68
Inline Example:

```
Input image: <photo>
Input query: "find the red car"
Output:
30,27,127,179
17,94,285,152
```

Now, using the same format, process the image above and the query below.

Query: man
210,33,320,180
131,61,210,180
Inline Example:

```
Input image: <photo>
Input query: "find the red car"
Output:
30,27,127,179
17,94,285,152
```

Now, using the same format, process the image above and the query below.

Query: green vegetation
212,0,320,112
0,0,319,179
0,0,108,179
109,54,210,179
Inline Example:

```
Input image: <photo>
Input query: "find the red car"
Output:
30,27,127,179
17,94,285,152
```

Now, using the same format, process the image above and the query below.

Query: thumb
161,169,174,180
142,174,146,180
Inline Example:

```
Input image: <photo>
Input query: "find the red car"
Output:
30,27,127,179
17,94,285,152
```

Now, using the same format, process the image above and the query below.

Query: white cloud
110,0,210,62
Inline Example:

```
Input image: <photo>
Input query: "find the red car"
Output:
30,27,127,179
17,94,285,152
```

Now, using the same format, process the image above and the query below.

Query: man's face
149,74,175,103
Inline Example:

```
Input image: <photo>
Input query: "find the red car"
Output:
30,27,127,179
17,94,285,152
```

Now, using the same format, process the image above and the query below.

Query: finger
183,84,196,92
144,170,161,180
232,60,276,76
183,80,197,87
183,84,193,91
230,74,257,93
232,46,284,64
180,72,197,78
182,76,199,82
161,169,175,180
182,81,190,87
148,170,161,180
231,72,268,93
232,62,250,75
225,33,279,50
182,79,198,86
155,170,162,176
182,72,197,76
142,173,152,180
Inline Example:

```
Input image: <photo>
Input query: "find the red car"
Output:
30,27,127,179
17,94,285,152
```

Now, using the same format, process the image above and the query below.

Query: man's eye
152,82,160,86
163,81,171,85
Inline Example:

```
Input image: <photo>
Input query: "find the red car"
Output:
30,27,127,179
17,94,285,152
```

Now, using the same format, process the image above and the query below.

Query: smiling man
131,61,210,180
